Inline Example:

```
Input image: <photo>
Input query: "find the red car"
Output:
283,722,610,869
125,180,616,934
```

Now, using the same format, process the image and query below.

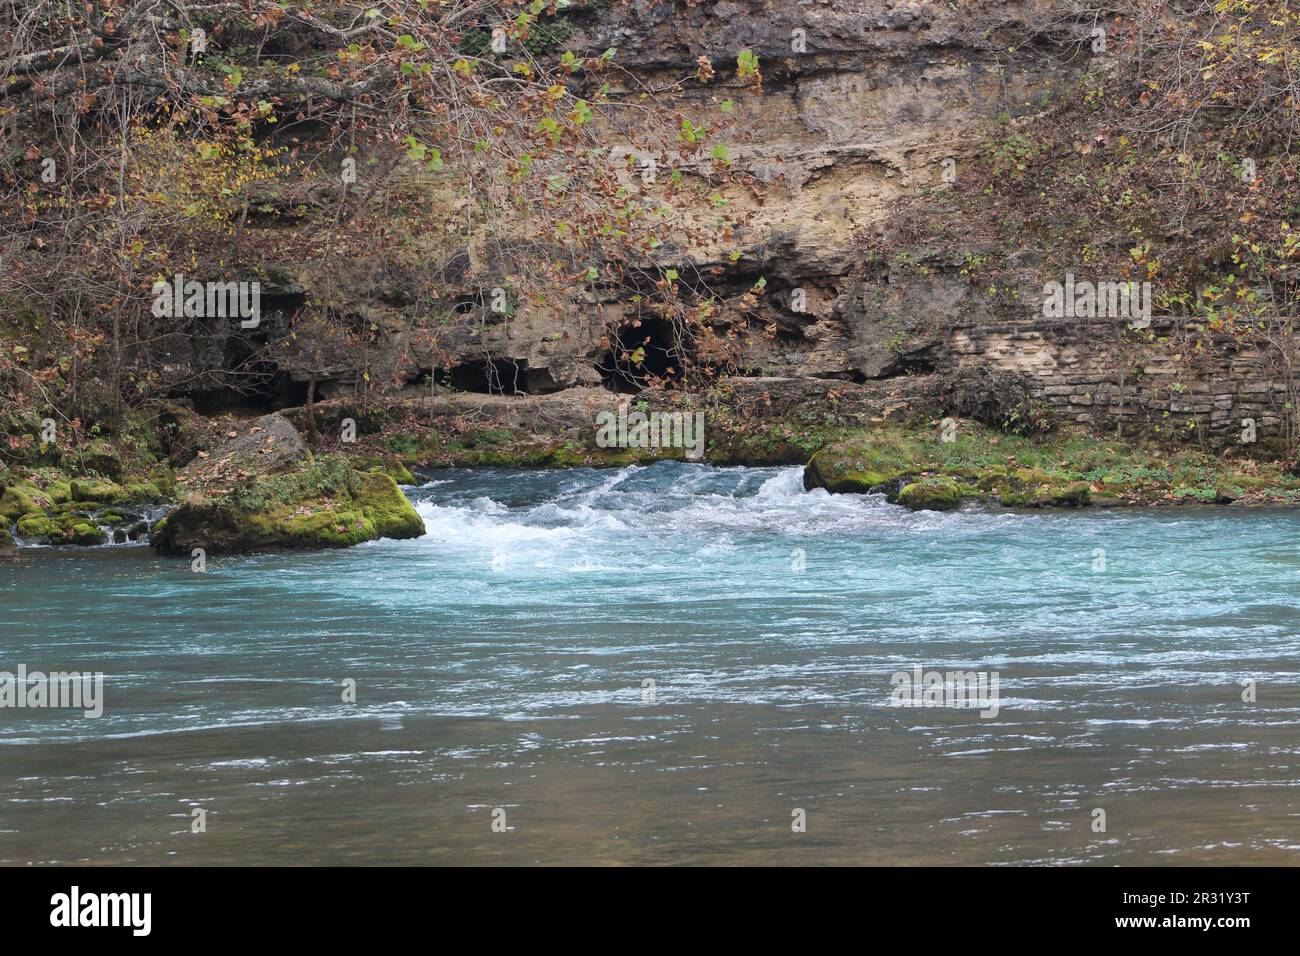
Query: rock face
138,3,1087,397
133,1,1292,453
154,415,425,555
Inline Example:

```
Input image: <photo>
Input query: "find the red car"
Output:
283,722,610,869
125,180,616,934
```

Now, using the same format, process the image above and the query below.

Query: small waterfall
9,503,175,549
102,503,174,547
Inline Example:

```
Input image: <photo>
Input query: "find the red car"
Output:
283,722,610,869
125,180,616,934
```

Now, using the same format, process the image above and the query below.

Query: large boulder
153,415,424,555
177,412,309,488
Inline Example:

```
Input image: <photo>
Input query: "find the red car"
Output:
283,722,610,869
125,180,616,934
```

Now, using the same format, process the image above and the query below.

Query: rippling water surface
2,463,1298,864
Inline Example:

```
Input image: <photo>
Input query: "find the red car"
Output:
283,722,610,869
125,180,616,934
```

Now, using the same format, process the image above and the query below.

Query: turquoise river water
1,462,1298,865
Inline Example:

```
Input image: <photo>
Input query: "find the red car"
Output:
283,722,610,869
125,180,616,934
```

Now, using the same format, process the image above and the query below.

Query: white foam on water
406,464,988,556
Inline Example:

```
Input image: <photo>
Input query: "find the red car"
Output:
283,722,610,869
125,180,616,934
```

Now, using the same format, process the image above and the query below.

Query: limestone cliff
3,0,1296,463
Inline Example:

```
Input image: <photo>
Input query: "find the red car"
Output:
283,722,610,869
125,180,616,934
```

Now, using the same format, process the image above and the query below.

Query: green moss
78,438,122,478
0,475,78,517
803,449,906,493
154,458,424,555
473,428,513,446
805,420,1298,509
354,473,425,540
369,461,417,485
15,512,106,545
276,508,377,548
70,479,130,504
1000,480,1091,508
707,420,836,466
0,484,43,519
802,426,957,493
123,480,163,501
384,433,423,458
68,522,106,545
15,514,55,538
898,476,967,511
1046,481,1092,506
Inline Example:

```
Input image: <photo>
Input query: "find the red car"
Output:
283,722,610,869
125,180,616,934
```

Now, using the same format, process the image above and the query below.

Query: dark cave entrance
599,317,688,393
190,369,321,414
449,357,530,395
179,290,310,413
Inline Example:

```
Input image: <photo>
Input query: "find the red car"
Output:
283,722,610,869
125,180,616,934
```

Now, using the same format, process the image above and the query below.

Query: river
2,462,1298,864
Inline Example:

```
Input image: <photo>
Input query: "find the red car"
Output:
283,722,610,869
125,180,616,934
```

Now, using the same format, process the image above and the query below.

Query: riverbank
3,380,1299,555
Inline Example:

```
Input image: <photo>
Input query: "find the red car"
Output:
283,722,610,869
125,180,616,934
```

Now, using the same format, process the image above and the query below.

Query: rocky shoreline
3,377,1299,558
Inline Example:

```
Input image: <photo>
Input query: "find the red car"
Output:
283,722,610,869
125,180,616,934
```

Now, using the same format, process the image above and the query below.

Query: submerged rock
153,415,424,555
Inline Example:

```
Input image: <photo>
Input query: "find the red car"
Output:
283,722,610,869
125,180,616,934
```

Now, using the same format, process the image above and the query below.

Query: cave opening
172,291,310,413
599,317,689,393
189,369,320,415
449,358,530,395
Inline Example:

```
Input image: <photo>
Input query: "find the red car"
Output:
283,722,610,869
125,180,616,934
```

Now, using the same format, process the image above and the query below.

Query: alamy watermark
151,272,261,328
1042,274,1151,329
0,665,103,718
50,887,150,936
595,408,706,459
890,664,1000,718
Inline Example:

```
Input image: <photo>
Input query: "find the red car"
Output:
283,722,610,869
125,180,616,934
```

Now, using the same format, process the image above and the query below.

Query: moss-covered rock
15,514,55,538
998,479,1090,508
802,420,1300,509
14,512,107,546
12,468,73,500
35,475,74,504
898,476,967,511
78,438,123,478
355,472,426,539
70,479,130,504
68,522,107,545
0,475,77,517
803,447,908,494
369,461,417,485
0,483,43,519
153,436,425,555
